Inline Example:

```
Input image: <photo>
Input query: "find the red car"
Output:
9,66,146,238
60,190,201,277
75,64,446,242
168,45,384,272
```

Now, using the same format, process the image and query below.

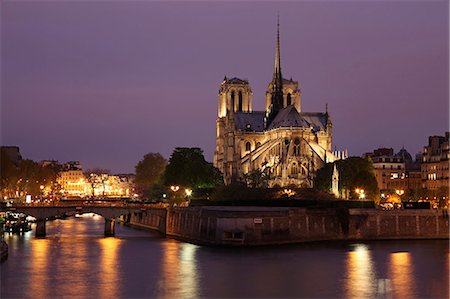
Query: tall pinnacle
266,14,284,128
273,14,282,88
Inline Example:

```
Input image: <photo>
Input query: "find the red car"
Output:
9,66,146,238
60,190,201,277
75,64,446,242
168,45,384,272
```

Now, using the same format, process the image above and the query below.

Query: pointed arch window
238,91,243,111
231,91,235,111
291,162,299,176
287,93,292,106
245,142,251,152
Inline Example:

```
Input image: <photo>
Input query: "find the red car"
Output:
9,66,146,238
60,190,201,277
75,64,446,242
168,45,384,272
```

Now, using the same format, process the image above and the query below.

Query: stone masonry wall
128,206,449,245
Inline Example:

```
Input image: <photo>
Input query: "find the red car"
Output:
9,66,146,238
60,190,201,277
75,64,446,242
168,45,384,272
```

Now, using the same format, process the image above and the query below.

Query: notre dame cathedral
213,20,347,187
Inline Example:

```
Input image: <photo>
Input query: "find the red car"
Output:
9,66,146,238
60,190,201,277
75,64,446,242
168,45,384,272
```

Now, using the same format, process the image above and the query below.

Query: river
1,214,448,298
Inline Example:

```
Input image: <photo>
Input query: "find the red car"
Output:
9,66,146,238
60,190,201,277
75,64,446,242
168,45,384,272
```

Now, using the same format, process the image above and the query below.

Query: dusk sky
2,1,448,173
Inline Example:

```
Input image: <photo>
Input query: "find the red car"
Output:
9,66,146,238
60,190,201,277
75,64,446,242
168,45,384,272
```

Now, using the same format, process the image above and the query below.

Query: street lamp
170,185,180,192
355,188,365,200
395,189,404,196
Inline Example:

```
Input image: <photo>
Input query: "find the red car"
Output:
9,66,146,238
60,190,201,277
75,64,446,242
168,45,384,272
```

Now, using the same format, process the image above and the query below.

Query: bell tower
218,77,252,118
215,77,253,184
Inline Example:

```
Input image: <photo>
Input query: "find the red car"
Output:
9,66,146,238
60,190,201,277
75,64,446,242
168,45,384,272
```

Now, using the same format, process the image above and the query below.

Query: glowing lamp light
283,189,295,197
395,189,404,196
170,185,180,192
355,188,365,200
185,189,192,197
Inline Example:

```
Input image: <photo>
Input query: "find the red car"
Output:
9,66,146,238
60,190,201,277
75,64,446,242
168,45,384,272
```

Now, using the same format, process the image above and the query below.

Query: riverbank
125,206,449,246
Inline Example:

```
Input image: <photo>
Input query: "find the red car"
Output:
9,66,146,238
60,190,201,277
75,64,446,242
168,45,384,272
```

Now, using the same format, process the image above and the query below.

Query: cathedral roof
234,112,265,132
267,105,307,129
299,112,328,131
223,77,249,85
267,106,327,131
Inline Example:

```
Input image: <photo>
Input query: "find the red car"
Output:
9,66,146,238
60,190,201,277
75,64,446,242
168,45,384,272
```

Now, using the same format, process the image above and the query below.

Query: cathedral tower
218,77,253,118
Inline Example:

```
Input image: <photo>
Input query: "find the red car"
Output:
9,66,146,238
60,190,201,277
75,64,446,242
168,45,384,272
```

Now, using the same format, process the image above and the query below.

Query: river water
1,214,448,298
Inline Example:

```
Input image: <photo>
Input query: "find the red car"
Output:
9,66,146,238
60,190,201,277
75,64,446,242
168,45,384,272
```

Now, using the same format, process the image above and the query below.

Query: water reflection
3,217,448,299
346,244,376,299
99,237,122,298
389,252,415,298
57,233,89,297
28,239,49,298
158,241,199,298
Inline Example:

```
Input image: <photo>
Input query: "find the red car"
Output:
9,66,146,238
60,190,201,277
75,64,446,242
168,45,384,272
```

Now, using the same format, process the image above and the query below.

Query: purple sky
2,1,448,173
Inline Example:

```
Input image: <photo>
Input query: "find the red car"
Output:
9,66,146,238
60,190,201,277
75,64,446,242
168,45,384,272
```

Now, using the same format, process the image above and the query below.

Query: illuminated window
245,142,251,152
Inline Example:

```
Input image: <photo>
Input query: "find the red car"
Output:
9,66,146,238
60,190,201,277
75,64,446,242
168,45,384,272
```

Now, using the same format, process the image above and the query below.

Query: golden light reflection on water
346,244,376,299
57,232,88,297
158,241,199,299
28,239,49,298
389,252,415,298
99,237,122,299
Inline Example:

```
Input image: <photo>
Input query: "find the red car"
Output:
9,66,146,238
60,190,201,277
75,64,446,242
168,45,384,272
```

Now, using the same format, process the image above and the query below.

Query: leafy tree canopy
314,157,379,200
243,169,270,188
1,153,60,197
164,147,222,188
134,153,166,188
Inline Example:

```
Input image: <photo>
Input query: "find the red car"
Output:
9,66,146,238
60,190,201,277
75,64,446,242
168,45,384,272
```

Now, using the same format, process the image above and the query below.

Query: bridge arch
5,205,141,238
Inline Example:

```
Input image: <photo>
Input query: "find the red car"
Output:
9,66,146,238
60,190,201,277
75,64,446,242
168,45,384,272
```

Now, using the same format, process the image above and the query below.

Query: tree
314,157,379,200
164,147,222,188
1,159,59,198
0,150,19,198
84,168,110,198
134,153,167,198
243,169,270,188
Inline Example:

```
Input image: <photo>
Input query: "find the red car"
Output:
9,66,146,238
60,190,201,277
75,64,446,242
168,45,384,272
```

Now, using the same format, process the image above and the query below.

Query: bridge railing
2,202,169,209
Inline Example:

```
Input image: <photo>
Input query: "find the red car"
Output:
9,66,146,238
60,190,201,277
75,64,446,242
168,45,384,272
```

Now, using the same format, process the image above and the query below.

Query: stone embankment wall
127,207,166,233
127,206,449,245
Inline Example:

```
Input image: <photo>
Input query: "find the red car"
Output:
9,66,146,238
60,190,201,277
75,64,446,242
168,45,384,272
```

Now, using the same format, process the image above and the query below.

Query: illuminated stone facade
214,22,345,187
58,169,85,196
57,161,135,198
422,133,449,191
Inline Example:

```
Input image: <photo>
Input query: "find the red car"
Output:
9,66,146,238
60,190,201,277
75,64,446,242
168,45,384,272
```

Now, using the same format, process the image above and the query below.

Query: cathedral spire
266,14,285,128
273,14,282,89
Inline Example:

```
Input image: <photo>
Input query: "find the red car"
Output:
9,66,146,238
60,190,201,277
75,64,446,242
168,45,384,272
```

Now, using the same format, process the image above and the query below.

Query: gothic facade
214,22,346,187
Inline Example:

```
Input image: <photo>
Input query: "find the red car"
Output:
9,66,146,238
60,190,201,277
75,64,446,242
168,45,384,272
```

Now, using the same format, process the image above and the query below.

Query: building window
256,142,261,148
231,91,235,111
291,162,299,175
287,93,292,106
245,142,251,152
238,91,243,111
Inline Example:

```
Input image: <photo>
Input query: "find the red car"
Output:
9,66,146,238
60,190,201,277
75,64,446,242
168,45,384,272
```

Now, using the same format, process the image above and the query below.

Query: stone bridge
3,204,151,237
